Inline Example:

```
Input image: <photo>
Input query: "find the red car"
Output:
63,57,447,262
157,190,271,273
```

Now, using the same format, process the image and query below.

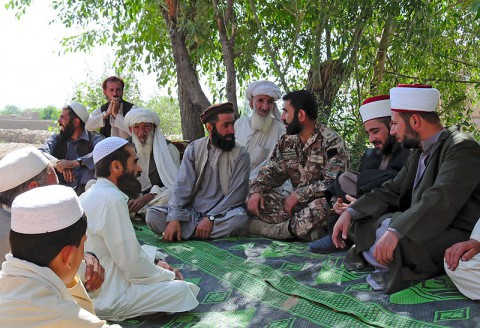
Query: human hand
83,253,105,292
156,260,184,280
62,168,75,183
333,195,357,215
194,217,213,239
128,194,153,213
163,220,182,242
332,211,352,248
110,97,120,117
373,230,398,266
445,239,480,271
283,191,298,216
55,159,79,172
247,193,264,217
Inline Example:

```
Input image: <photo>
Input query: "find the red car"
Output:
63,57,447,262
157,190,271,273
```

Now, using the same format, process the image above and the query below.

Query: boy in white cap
0,185,120,328
124,108,180,215
0,147,105,292
308,95,410,253
39,102,104,195
333,84,480,294
235,80,286,180
80,137,199,321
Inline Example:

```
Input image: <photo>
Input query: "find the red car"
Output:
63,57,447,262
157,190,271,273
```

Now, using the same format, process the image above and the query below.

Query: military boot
248,219,294,240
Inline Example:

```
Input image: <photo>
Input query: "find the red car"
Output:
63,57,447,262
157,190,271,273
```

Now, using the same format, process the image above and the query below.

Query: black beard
376,134,396,156
285,112,303,135
401,125,421,149
59,119,75,141
211,125,235,151
117,171,142,199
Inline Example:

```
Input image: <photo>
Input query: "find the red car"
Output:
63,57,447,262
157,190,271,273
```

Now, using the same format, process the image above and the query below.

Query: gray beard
132,131,154,190
250,107,273,133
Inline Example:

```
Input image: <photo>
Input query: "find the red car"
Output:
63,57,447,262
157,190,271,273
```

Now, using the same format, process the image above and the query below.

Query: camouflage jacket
249,123,348,203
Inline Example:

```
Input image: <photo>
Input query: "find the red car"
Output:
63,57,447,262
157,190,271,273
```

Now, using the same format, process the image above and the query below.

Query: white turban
390,84,440,112
0,147,50,192
124,108,178,190
245,80,282,120
93,137,129,164
12,185,83,234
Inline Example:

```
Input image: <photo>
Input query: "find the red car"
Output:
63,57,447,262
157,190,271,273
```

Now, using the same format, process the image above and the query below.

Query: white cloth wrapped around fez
0,147,50,192
93,137,129,164
390,84,440,112
359,95,391,123
68,102,89,124
11,185,83,234
124,108,178,190
245,80,282,120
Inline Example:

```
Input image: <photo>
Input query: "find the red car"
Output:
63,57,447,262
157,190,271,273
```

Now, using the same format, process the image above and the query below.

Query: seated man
247,90,348,241
0,147,104,294
309,95,410,253
333,84,480,294
235,80,285,179
444,218,480,300
85,76,134,138
146,102,250,241
124,108,180,216
0,185,119,327
81,137,199,320
39,102,104,195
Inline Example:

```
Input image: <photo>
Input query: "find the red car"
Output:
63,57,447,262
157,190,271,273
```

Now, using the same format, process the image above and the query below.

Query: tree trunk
161,0,210,141
370,15,394,94
213,0,238,115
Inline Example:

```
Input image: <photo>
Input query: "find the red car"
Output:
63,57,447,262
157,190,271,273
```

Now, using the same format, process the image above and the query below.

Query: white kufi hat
68,102,89,123
93,137,129,164
0,147,50,192
359,95,391,123
11,185,83,234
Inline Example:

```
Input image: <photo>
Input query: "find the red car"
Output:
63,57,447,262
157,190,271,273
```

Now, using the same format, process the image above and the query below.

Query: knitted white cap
390,84,440,112
67,102,89,123
0,147,50,193
93,137,129,164
359,95,391,123
11,185,83,234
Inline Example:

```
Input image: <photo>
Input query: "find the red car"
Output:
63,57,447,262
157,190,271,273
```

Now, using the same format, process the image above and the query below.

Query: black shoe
308,235,341,254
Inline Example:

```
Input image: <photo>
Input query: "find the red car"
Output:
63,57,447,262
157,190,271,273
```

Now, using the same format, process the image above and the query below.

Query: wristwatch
208,215,216,222
76,158,83,166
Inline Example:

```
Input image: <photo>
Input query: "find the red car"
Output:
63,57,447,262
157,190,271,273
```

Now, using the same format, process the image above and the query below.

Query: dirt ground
0,129,52,159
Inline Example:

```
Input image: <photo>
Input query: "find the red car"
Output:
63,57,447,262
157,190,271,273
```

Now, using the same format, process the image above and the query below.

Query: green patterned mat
112,223,480,327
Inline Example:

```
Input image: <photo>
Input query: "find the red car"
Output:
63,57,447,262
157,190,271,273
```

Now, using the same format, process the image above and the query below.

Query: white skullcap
93,137,129,164
11,185,83,234
359,95,391,123
390,84,440,112
67,102,89,123
0,147,50,192
245,80,282,101
124,107,160,127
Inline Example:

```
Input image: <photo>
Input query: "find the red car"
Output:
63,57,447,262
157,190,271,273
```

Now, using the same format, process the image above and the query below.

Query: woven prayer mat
111,222,480,327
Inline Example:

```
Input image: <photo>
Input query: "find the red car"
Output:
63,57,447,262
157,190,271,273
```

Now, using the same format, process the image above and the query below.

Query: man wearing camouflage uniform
247,90,348,241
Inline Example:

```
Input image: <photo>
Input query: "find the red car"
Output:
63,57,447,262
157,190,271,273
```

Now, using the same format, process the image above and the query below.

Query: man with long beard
308,95,410,253
235,81,285,180
146,102,251,241
124,108,180,216
39,102,103,195
80,137,199,320
333,84,480,294
247,90,348,241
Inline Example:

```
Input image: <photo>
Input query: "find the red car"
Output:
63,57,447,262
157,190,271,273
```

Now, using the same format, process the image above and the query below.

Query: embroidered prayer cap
200,102,234,124
0,147,50,192
124,107,160,127
359,95,391,123
390,84,440,113
67,102,89,123
246,81,282,101
11,185,83,234
93,137,129,164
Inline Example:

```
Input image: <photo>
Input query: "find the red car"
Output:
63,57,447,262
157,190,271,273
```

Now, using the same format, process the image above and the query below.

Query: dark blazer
346,126,480,293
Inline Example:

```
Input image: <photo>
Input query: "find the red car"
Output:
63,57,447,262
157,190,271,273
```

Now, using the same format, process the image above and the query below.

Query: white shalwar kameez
445,219,480,300
0,254,119,328
80,178,199,320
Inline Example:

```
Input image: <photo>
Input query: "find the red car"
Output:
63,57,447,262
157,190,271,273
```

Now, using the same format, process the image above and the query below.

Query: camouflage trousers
256,190,329,240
